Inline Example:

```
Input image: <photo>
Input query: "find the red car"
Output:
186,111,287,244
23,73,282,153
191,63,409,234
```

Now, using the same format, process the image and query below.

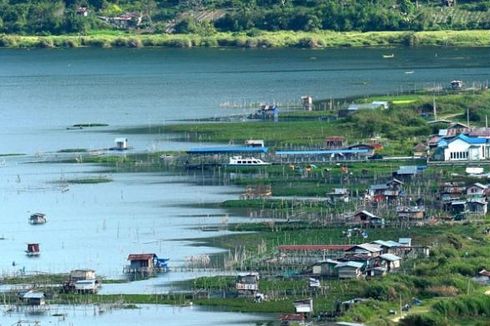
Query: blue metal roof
187,146,268,154
452,134,487,145
397,166,419,175
276,149,369,155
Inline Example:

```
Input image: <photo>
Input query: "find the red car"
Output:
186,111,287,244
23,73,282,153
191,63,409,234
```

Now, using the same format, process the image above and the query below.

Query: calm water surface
0,304,274,325
1,47,490,153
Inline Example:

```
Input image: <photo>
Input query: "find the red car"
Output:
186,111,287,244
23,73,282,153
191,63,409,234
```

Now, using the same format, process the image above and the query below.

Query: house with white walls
435,134,490,161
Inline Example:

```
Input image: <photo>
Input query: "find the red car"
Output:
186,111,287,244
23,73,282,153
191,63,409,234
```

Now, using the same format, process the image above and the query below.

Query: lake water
1,47,490,154
0,304,275,325
1,46,490,324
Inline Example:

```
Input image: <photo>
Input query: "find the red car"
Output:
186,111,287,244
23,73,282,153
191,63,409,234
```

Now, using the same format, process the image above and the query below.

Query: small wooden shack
236,272,259,297
114,138,128,150
293,298,313,317
64,269,99,293
25,243,40,257
311,259,339,278
379,253,402,272
22,291,46,307
70,269,96,281
467,198,488,215
324,136,345,149
396,206,425,223
29,213,47,225
124,253,169,277
351,210,384,228
125,253,157,275
301,96,313,111
335,261,364,279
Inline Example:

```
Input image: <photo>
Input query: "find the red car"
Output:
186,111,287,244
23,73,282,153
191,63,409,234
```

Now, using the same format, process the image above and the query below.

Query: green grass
57,148,88,153
59,176,112,184
2,30,490,49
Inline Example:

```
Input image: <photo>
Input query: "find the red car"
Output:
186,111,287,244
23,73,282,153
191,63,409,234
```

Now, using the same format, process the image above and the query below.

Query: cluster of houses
276,238,429,280
75,5,147,30
439,181,489,217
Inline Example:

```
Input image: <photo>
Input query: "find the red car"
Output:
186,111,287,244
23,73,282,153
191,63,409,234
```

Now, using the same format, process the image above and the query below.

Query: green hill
1,0,490,36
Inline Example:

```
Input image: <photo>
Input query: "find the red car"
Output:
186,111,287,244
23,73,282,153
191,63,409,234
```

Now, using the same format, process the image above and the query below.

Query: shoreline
1,30,490,49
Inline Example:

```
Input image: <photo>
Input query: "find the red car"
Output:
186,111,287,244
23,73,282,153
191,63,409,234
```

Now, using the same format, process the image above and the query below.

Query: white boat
228,156,271,166
382,54,394,59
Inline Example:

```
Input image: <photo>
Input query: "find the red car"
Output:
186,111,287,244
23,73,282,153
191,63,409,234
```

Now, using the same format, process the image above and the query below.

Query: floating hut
63,269,100,293
124,253,169,277
25,243,40,257
22,290,48,313
29,213,47,225
113,138,128,150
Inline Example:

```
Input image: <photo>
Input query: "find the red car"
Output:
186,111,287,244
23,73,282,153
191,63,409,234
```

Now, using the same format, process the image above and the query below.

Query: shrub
425,285,459,297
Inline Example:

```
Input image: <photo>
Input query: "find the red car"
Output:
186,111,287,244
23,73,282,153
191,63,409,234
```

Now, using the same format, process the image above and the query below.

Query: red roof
278,245,352,251
127,253,156,261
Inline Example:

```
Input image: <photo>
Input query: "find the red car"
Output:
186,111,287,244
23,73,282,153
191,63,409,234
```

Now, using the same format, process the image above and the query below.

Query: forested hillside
1,0,490,35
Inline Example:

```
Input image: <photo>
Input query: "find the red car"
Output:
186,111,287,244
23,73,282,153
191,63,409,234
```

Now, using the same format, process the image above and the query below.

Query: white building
436,134,490,161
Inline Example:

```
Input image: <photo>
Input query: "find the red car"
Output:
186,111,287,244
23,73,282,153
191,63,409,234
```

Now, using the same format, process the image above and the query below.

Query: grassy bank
1,30,490,49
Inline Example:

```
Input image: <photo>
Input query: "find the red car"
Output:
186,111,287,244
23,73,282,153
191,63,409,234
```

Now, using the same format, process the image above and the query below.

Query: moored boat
228,156,271,166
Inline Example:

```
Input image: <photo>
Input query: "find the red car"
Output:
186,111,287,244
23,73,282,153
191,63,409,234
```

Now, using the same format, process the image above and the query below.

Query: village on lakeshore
2,82,490,326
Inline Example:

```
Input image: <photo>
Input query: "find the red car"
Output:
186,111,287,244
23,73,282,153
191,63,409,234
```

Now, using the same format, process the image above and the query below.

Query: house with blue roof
435,134,490,161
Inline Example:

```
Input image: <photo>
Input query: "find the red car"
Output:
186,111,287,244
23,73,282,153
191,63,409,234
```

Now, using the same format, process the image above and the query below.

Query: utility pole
433,95,437,121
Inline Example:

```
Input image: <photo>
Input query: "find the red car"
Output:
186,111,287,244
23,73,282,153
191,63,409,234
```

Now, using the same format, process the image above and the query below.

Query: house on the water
25,243,40,257
114,138,129,150
22,291,48,312
64,269,99,294
29,213,47,225
124,253,169,277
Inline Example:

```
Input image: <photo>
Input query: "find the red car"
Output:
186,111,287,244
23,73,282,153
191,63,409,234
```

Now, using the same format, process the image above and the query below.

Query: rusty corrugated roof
127,253,156,261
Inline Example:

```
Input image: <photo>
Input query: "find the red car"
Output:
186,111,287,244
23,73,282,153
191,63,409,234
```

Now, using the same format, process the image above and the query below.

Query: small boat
29,213,47,225
26,243,40,257
382,54,395,59
228,156,271,166
404,71,414,74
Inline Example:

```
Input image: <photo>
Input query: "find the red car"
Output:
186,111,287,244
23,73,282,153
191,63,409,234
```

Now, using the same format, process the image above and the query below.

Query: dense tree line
0,0,489,35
